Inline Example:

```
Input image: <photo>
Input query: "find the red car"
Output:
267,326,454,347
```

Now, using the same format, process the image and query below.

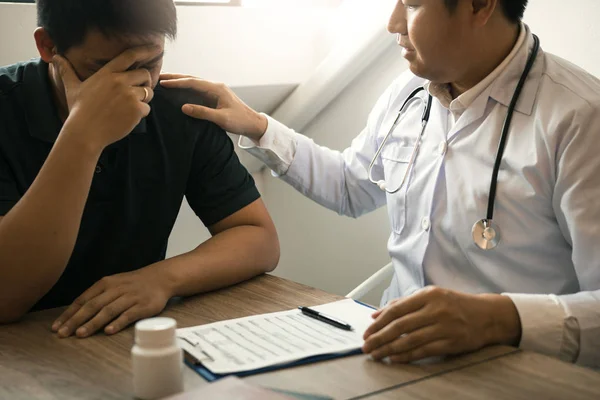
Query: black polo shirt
0,59,261,311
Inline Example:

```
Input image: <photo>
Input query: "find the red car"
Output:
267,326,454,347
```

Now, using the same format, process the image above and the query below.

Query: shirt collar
22,58,147,144
425,23,542,117
453,23,527,111
489,24,543,116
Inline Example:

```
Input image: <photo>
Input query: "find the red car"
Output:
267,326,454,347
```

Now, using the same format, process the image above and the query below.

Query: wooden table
0,275,597,399
364,350,600,400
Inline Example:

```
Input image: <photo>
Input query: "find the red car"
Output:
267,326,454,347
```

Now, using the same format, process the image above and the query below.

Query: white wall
524,0,600,78
0,3,38,65
261,0,600,305
0,3,334,86
163,6,334,87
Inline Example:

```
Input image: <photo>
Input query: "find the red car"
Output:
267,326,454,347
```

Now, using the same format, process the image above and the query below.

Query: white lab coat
241,28,600,367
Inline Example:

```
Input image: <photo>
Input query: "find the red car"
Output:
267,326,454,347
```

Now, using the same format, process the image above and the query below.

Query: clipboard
182,300,376,382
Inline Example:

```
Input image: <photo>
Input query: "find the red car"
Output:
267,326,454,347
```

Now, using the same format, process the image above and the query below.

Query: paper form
176,299,375,374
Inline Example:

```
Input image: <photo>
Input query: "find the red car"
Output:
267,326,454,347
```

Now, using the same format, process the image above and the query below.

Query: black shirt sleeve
185,120,260,227
0,151,19,216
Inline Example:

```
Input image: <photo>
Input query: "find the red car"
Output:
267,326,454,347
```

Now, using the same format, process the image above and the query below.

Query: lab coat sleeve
239,77,408,218
238,115,298,176
504,294,579,363
507,100,600,368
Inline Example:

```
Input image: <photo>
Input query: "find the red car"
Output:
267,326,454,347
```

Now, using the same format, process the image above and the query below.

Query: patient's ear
34,27,57,63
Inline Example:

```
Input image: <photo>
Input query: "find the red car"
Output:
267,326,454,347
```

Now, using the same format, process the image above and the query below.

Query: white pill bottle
132,317,184,399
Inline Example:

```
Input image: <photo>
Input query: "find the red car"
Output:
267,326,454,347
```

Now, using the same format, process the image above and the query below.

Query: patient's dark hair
444,0,528,24
37,0,177,53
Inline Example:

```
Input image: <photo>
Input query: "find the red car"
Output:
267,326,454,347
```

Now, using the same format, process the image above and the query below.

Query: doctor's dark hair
444,0,528,24
36,0,177,53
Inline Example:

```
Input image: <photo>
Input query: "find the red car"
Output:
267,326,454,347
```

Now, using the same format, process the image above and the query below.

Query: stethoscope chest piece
472,219,500,250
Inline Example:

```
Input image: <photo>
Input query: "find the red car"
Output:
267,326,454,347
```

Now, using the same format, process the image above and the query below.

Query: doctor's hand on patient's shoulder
159,73,268,141
362,286,522,363
51,267,172,339
52,47,159,153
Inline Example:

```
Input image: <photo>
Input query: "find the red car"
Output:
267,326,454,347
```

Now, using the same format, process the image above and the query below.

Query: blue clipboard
185,300,376,382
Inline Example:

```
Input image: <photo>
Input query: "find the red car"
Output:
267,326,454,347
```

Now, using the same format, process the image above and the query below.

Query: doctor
160,0,600,367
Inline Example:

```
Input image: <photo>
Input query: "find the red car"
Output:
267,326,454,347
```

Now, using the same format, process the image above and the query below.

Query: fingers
362,311,433,354
52,55,81,90
120,68,153,88
75,295,134,338
104,305,148,335
134,86,154,103
182,104,222,123
104,45,162,74
159,77,230,123
56,290,122,338
118,69,153,105
369,325,441,360
52,281,105,332
159,72,194,81
363,295,426,340
371,309,383,319
53,300,81,332
139,102,151,118
159,77,220,94
371,299,401,319
388,339,451,364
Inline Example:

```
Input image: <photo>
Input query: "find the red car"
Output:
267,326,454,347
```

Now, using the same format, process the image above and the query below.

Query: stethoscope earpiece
377,180,387,191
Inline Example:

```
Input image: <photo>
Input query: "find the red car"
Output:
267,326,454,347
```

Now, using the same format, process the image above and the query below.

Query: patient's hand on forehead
51,45,160,152
57,29,166,85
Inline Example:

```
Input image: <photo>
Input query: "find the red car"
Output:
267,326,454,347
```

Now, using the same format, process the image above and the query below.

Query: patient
0,0,279,337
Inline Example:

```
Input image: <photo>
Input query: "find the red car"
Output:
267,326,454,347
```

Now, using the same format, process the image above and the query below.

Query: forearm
149,224,279,298
243,116,384,218
0,127,101,321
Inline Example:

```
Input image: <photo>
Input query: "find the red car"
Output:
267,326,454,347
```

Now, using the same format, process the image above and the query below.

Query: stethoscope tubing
368,34,540,250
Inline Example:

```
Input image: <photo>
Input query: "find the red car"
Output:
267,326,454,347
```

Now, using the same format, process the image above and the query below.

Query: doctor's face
388,0,474,83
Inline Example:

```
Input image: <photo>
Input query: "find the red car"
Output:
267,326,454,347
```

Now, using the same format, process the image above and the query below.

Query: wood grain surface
3,274,593,400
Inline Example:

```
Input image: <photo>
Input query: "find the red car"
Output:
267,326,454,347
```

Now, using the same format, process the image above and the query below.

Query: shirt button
95,165,103,174
421,217,431,232
438,141,448,156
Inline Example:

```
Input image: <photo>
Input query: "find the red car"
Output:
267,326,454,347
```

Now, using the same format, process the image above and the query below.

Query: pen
298,306,353,331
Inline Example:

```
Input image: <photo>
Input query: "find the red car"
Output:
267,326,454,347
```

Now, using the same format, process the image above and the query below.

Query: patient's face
59,29,165,89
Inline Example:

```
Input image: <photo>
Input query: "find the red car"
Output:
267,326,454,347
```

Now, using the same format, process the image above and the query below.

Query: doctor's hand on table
362,286,522,363
52,267,171,338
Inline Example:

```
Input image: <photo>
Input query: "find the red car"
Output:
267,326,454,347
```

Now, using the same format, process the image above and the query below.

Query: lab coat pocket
381,146,413,234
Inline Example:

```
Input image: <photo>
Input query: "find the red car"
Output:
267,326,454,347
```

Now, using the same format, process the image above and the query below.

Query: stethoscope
368,34,540,251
